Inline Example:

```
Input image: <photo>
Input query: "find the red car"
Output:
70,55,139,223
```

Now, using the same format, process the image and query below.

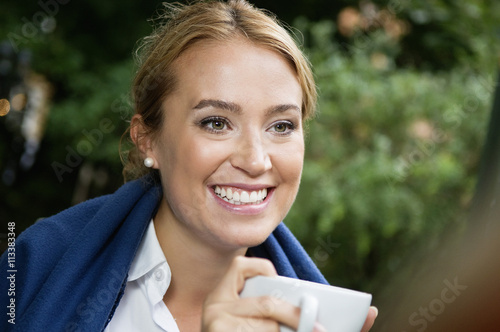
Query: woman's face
151,38,304,251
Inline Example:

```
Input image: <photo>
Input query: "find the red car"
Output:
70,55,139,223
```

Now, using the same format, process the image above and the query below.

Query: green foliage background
287,17,497,291
1,0,499,329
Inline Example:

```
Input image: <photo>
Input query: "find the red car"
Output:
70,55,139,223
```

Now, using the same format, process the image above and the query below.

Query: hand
361,306,378,332
202,256,326,332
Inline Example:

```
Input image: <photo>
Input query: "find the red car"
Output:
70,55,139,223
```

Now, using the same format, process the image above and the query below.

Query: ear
130,114,157,168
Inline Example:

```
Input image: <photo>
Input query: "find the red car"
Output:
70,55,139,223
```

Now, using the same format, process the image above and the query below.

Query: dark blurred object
469,70,500,233
426,69,500,330
374,71,500,332
0,41,52,186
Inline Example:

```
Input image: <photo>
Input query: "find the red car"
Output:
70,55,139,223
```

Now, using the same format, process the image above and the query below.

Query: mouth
213,185,270,206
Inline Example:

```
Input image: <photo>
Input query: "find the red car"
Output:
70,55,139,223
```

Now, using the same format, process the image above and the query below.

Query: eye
199,116,230,133
270,121,295,135
274,123,288,133
210,119,226,130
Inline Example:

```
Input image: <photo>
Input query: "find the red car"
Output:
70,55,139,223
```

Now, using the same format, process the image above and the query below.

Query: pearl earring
143,157,154,168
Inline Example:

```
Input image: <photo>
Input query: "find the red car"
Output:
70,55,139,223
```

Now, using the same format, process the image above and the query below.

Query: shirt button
154,269,164,281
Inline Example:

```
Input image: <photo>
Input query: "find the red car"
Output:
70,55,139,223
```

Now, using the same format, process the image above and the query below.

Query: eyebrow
193,99,301,117
193,99,242,114
265,104,302,117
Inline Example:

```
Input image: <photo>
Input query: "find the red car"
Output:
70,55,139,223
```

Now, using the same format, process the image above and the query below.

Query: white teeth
240,191,250,203
214,185,269,205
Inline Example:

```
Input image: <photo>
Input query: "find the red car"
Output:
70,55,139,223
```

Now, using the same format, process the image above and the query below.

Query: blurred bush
285,17,498,291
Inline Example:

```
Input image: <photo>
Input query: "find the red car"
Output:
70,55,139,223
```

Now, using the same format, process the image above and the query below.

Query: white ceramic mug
239,276,372,332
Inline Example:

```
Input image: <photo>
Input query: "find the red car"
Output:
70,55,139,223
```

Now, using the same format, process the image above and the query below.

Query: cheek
157,135,228,221
271,142,304,221
184,138,231,179
161,134,230,186
277,140,304,178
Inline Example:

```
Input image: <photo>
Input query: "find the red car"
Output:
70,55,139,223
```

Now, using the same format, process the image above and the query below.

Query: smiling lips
214,185,268,205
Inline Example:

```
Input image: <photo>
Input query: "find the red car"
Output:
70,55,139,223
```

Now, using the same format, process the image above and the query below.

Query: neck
153,200,247,318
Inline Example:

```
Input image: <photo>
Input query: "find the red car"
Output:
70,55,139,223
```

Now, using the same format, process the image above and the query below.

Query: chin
218,225,277,250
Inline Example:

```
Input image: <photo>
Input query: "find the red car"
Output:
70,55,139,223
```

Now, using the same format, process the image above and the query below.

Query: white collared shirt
105,220,180,332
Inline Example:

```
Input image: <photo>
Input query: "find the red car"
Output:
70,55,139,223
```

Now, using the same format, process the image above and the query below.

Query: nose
230,134,272,176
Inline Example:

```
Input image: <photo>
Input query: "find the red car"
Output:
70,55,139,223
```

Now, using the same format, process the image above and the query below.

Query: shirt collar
128,219,169,281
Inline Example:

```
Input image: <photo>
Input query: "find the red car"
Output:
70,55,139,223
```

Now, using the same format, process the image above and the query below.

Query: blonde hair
122,0,317,182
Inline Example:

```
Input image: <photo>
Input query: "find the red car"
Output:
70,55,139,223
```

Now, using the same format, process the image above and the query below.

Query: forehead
169,37,302,108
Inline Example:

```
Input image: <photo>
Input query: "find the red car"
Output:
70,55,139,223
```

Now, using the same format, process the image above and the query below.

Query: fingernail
371,306,379,318
313,322,327,332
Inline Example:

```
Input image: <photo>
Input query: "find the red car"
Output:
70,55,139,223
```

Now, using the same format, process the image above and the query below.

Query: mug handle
296,294,319,332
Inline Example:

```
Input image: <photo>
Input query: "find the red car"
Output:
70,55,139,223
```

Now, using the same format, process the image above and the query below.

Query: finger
205,297,298,332
208,315,281,332
224,296,301,329
207,256,277,302
234,317,281,332
360,306,378,332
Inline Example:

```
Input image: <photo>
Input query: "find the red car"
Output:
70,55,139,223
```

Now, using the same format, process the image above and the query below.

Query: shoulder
5,176,157,282
0,193,111,327
16,193,110,258
16,177,155,255
0,177,159,330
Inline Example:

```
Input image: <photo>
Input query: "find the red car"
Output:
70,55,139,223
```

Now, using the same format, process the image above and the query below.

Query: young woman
1,1,377,331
